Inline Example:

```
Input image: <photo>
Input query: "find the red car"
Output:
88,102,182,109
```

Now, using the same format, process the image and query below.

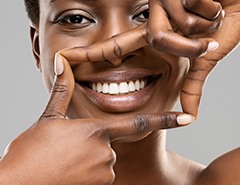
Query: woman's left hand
179,0,240,117
147,0,224,58
147,0,240,117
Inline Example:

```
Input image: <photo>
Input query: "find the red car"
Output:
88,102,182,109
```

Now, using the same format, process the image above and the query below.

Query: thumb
180,56,218,118
41,54,75,119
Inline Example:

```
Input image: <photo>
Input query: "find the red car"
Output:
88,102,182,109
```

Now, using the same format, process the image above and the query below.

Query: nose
99,11,132,40
94,12,136,67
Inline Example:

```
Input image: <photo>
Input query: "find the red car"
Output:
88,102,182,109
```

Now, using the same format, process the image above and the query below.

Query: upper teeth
91,80,147,95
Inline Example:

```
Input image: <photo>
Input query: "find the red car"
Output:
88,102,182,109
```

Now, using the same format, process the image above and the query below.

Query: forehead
42,0,148,7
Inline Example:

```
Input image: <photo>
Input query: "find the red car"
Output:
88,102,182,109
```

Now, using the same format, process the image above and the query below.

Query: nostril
122,54,135,64
124,55,135,60
108,55,135,67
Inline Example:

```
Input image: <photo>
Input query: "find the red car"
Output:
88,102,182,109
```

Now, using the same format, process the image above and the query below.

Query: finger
180,10,240,118
60,23,148,64
41,54,75,119
182,0,222,20
161,0,224,35
106,112,195,141
180,57,216,118
159,0,223,35
148,0,219,58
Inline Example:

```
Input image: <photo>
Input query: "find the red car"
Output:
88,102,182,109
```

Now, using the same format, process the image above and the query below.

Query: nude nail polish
207,42,219,52
54,53,64,76
222,10,225,18
177,114,195,125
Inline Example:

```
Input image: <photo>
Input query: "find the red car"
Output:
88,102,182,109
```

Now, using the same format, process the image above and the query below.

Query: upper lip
74,69,162,83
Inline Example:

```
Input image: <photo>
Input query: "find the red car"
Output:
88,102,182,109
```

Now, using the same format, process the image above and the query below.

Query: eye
55,10,95,29
58,14,92,24
133,5,149,23
136,9,149,20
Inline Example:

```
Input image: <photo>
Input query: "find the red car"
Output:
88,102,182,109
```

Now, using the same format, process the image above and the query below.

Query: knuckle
182,0,199,10
52,83,69,99
41,107,65,119
191,41,206,58
89,123,105,138
203,56,220,68
161,113,177,129
101,168,115,185
113,37,123,58
147,31,167,50
133,115,150,133
103,148,116,165
182,16,198,35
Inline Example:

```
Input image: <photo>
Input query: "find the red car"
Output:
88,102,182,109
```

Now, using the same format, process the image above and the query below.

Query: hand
0,32,194,185
146,0,239,117
147,0,224,58
180,0,240,117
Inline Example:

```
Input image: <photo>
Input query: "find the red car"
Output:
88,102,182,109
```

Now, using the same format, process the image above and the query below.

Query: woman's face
37,0,189,120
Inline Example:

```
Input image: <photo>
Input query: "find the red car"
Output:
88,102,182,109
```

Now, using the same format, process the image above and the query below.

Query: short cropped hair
24,0,39,24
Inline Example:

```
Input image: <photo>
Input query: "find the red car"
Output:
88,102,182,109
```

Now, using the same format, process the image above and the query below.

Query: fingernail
177,114,195,125
222,10,225,18
54,53,64,76
207,41,219,52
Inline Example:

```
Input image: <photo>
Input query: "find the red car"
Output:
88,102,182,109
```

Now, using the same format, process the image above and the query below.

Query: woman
0,0,239,184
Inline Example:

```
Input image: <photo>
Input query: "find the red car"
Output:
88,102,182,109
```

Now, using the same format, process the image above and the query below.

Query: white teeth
91,80,147,94
109,83,119,94
97,83,102,93
135,80,140,91
102,83,109,94
140,80,145,89
128,81,135,92
92,83,97,91
119,82,128,94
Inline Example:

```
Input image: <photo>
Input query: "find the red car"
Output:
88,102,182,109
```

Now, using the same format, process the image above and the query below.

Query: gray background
0,1,239,165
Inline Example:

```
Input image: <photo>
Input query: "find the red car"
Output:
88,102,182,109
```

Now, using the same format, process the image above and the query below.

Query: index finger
60,23,148,65
182,0,222,20
104,112,194,142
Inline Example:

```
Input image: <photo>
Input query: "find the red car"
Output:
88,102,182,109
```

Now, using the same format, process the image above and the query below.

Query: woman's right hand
0,31,194,185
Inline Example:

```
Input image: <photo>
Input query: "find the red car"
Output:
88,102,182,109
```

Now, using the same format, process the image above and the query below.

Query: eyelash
56,14,95,28
55,8,149,28
133,9,149,22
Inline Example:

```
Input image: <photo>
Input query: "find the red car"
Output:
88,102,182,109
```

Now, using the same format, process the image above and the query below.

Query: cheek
38,29,94,92
164,57,190,109
152,57,189,112
168,57,190,89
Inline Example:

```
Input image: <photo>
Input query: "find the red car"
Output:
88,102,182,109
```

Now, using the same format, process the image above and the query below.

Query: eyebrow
50,0,98,4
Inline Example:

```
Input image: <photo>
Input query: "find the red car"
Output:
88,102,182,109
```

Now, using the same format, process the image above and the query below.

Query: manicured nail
54,53,64,76
177,114,195,125
222,10,225,18
207,41,219,52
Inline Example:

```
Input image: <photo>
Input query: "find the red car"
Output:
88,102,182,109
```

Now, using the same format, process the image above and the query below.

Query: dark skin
0,0,239,184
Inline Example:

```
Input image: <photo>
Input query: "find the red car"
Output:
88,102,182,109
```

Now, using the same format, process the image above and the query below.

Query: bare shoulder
168,147,240,185
194,147,240,185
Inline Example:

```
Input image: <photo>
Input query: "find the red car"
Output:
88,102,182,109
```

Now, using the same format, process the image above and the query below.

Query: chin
112,132,153,143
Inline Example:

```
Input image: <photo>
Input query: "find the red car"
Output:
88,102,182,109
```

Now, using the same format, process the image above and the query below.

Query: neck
112,130,168,185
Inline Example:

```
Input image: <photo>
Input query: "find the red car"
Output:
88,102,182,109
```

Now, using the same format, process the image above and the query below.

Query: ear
30,24,42,73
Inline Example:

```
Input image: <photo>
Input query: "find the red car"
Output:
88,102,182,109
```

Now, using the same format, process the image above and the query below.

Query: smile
89,76,154,95
75,70,162,113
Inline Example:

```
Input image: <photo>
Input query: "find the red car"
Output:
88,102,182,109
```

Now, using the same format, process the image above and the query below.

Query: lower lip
77,78,159,113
